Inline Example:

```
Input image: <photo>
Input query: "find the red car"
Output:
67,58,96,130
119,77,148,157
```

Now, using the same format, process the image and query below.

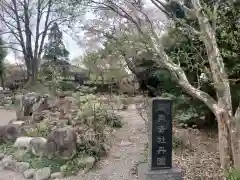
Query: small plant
143,143,148,162
25,121,52,138
0,142,16,154
58,80,76,91
105,113,122,128
172,136,183,149
16,152,66,172
226,168,240,180
61,153,95,176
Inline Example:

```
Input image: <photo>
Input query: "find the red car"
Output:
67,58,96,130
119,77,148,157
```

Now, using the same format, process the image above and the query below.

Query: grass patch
0,142,66,172
226,168,240,180
0,142,16,154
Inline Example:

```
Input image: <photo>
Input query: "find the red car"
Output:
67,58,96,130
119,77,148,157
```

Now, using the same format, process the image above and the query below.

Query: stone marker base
137,163,182,180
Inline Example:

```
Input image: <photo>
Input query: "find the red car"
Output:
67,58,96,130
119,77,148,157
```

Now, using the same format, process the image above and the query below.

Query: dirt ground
0,109,16,125
0,105,223,180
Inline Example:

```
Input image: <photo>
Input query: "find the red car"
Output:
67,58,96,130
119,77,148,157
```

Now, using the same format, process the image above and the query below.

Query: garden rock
14,149,27,160
45,126,77,159
31,112,45,123
33,94,49,112
34,167,51,180
10,120,25,126
79,156,96,173
50,172,63,179
16,93,38,119
16,92,49,120
29,137,47,157
15,161,30,173
14,136,33,149
60,165,67,174
24,168,37,179
0,124,21,143
2,155,16,170
0,153,4,160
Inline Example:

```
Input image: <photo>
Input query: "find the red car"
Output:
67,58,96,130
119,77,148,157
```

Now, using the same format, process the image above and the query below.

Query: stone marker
138,98,182,180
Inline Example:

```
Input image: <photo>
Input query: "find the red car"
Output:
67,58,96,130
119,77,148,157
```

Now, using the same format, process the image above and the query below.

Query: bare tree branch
0,45,23,52
34,0,42,59
11,0,27,56
38,0,52,58
212,0,221,32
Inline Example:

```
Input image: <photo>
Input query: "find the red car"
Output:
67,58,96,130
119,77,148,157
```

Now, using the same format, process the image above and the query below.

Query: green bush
160,93,213,127
58,80,76,91
77,86,96,94
25,121,52,138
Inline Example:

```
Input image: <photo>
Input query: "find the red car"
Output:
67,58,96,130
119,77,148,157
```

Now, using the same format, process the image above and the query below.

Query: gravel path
0,105,148,180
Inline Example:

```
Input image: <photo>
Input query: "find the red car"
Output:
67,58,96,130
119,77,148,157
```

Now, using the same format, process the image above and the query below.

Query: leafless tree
0,0,80,84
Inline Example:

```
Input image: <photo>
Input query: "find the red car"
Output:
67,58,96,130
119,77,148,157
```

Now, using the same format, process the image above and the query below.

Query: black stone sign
148,98,172,170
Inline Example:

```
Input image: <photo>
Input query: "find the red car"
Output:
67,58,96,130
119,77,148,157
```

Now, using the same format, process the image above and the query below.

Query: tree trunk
0,74,4,90
32,57,38,82
215,109,232,168
25,57,31,81
232,108,240,168
26,57,38,85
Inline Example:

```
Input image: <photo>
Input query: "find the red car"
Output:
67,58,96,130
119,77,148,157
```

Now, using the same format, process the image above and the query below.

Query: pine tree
42,23,70,77
43,22,69,61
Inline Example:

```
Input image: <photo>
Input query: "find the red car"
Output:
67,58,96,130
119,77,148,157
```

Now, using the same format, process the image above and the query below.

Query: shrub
77,86,96,94
25,121,52,138
172,136,183,149
161,92,214,127
74,93,122,128
57,80,76,91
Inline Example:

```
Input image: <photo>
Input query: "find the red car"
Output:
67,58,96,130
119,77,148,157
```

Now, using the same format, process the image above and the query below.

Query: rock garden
0,90,124,180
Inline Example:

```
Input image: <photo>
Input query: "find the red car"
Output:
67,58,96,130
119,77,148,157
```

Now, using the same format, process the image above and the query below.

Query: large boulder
23,168,37,179
13,136,47,157
16,92,49,120
34,167,51,180
13,136,33,150
0,124,21,143
45,126,77,159
54,96,72,119
29,137,47,157
2,155,16,170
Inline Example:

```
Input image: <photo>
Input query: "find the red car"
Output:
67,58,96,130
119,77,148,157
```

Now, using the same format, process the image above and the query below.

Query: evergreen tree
42,23,70,77
43,22,69,61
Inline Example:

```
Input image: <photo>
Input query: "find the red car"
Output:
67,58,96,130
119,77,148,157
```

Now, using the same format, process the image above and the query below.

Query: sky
4,10,96,64
6,33,82,64
4,0,167,65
